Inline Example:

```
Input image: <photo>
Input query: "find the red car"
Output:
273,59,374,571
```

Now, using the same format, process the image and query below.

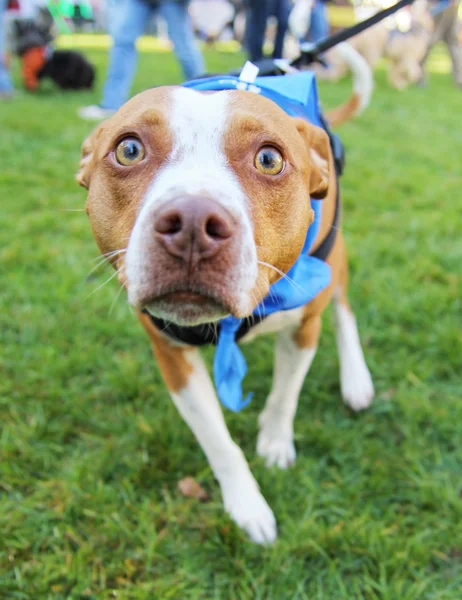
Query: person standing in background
245,0,291,62
79,0,205,120
307,0,329,43
0,0,14,97
420,0,462,87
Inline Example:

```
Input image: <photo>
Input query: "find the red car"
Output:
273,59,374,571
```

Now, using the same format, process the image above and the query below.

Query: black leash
293,0,415,67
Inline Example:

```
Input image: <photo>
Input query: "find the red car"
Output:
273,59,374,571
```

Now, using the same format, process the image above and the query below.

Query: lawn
1,40,461,599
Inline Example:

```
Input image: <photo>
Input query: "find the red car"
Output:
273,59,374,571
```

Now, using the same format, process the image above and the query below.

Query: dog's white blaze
171,349,277,544
156,88,252,218
125,87,258,313
334,299,374,411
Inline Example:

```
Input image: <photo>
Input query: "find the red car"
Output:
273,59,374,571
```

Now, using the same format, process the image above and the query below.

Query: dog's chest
239,307,305,344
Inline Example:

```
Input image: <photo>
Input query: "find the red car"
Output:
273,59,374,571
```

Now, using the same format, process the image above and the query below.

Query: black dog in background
39,50,95,90
12,8,95,91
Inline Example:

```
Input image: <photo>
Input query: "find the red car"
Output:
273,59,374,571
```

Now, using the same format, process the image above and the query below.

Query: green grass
1,43,461,599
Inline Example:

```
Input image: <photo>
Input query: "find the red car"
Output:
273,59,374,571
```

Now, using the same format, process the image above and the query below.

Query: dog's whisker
258,260,305,295
87,249,127,278
86,269,120,300
86,259,110,279
257,260,290,280
250,290,263,322
108,284,126,316
160,319,174,336
63,208,86,212
245,311,256,330
261,279,277,304
87,255,120,278
91,248,127,263
206,321,217,348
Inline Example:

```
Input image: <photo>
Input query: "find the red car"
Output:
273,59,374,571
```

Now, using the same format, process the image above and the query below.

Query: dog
77,68,374,545
11,8,95,91
316,0,434,89
20,47,95,91
38,50,95,90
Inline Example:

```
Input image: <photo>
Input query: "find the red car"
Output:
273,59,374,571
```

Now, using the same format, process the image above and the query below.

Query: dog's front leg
257,316,321,469
138,313,277,545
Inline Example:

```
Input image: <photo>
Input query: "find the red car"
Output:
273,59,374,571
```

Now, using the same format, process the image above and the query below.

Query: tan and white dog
77,75,374,545
316,0,434,90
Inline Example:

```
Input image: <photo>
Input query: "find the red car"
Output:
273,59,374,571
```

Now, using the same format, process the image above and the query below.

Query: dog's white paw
335,303,374,412
221,472,277,545
257,428,296,469
341,363,374,411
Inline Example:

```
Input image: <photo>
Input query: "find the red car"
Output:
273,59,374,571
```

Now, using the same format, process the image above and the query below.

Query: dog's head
77,87,331,326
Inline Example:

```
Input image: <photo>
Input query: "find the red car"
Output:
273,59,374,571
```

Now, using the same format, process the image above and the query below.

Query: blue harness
147,72,343,412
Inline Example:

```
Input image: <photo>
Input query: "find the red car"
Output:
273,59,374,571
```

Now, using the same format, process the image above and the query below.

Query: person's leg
309,0,329,43
100,0,150,109
158,1,205,80
245,0,270,62
442,5,462,86
272,0,290,59
0,0,14,95
419,12,444,85
418,43,434,86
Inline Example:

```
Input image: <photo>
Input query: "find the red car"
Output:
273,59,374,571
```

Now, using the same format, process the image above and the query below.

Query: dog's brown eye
115,138,145,166
254,146,284,175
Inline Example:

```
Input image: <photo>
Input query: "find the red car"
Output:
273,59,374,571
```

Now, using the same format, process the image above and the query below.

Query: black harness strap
310,115,343,262
310,175,341,262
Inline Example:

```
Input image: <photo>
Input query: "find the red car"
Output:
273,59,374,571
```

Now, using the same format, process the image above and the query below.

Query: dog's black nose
154,196,235,264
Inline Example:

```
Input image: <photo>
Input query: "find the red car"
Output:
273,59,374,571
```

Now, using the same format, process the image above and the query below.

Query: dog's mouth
144,285,231,326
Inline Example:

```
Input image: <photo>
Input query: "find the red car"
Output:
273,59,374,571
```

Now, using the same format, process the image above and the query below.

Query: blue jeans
0,0,14,93
309,1,329,43
101,0,205,110
246,0,290,62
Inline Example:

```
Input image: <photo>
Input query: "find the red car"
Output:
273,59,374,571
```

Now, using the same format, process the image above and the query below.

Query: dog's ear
76,126,102,189
294,119,331,199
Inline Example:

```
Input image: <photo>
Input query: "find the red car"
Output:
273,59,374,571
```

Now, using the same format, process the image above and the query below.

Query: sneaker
78,105,116,121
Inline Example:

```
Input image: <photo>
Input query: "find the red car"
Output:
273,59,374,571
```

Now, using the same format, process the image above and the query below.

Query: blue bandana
181,72,332,412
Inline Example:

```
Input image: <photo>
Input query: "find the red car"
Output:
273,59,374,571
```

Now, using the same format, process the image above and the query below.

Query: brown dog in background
316,0,434,89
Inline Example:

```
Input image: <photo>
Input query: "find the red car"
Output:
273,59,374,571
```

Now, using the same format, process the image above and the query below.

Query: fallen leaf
178,477,209,501
381,388,396,401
